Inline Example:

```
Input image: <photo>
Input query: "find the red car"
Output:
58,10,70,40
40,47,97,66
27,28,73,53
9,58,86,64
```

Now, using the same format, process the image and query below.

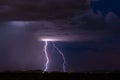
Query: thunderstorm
42,38,67,72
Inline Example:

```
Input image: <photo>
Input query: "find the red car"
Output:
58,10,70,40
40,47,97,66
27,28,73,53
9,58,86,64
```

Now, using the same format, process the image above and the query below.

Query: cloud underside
4,11,120,42
0,0,119,42
23,11,120,41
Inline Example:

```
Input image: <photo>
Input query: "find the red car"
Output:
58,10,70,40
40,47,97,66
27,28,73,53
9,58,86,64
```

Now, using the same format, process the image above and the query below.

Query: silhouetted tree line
0,70,120,80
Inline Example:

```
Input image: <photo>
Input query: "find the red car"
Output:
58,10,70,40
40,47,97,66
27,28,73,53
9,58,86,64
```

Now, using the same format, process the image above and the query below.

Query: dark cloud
0,11,118,42
0,0,89,20
0,12,119,44
25,11,120,41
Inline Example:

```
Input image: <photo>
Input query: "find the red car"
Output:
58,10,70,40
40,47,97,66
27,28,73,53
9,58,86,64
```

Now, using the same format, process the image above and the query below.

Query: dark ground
0,70,120,80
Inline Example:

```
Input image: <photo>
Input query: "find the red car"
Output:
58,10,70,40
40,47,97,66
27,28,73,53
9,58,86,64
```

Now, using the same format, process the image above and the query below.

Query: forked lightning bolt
43,39,67,72
52,42,67,72
44,40,49,71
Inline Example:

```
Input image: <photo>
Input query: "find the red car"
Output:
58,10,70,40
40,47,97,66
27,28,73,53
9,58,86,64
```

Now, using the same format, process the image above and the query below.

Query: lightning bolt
52,42,67,72
44,40,49,71
43,39,67,72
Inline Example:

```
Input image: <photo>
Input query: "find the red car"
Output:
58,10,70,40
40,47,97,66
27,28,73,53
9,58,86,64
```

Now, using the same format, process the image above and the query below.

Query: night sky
0,0,120,72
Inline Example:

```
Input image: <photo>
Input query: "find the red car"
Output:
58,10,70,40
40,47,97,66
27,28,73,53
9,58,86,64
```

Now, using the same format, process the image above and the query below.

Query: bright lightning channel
44,40,49,71
52,42,66,72
42,38,67,72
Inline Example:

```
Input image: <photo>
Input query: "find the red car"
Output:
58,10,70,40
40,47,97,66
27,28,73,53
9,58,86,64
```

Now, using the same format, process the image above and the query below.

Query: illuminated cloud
24,12,120,42
1,11,119,42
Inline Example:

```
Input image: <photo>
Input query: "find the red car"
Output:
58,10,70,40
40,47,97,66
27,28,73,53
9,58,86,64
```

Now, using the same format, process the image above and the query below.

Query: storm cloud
0,11,120,42
0,0,89,20
0,0,120,72
25,11,120,41
0,11,120,71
